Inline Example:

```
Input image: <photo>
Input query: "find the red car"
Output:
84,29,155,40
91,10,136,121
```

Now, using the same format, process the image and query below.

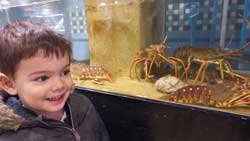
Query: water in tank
75,0,250,116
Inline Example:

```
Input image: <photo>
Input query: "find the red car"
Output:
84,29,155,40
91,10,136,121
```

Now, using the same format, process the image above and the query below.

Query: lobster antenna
163,35,168,44
225,34,233,49
239,13,250,29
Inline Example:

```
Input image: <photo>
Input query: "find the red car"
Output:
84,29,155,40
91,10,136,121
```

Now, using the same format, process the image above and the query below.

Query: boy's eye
35,75,49,82
63,69,70,76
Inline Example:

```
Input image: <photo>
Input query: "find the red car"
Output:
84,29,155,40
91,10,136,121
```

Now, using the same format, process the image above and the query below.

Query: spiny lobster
168,85,250,108
129,36,185,80
74,65,112,85
173,42,250,82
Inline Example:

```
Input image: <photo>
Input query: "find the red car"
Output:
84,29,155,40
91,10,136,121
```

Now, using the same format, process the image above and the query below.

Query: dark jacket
0,93,110,141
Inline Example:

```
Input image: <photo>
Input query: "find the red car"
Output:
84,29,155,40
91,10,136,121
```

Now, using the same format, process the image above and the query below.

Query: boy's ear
0,73,17,95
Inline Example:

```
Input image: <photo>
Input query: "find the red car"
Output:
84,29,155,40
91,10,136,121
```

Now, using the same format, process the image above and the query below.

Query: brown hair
0,20,72,78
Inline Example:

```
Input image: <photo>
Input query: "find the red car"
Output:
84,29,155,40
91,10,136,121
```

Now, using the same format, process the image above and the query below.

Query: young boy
0,21,110,141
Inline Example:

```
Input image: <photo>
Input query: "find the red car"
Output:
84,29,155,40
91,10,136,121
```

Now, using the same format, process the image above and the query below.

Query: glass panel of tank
75,0,250,116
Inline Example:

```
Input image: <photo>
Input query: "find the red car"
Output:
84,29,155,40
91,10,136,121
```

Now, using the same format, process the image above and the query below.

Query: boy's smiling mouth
46,93,65,102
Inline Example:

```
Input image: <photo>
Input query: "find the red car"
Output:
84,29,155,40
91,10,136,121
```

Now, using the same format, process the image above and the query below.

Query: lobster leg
168,57,186,77
173,62,178,77
181,56,193,79
194,61,207,82
137,59,145,80
194,62,204,81
201,62,208,82
212,59,250,81
219,59,225,80
158,54,179,77
231,101,250,107
129,58,141,79
147,55,157,80
216,91,250,108
132,59,145,80
222,61,250,80
228,91,250,104
144,59,155,80
144,60,149,80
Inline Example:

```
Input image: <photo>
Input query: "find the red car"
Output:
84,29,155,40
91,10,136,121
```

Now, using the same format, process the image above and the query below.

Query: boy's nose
52,77,65,91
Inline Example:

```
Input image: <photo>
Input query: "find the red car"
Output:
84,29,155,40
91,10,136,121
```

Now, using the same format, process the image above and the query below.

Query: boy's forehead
16,49,70,71
31,49,70,59
17,51,70,70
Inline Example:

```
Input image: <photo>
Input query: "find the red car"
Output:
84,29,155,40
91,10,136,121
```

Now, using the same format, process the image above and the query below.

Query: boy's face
11,51,74,116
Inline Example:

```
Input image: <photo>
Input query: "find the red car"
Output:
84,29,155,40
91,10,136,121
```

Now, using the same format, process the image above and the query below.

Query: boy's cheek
70,83,75,93
68,76,74,86
63,76,74,92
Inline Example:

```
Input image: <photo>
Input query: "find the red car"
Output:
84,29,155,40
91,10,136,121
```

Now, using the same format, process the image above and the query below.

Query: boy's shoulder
68,93,92,105
67,93,93,113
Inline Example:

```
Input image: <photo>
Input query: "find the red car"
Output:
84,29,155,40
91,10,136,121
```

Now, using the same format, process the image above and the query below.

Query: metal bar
219,0,229,49
240,0,250,47
190,0,197,46
209,0,218,47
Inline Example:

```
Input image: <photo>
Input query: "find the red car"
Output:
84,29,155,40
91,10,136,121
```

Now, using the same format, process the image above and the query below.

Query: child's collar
5,96,37,120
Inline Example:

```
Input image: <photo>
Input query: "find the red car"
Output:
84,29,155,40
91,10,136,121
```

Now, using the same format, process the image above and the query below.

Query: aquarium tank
0,0,250,116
